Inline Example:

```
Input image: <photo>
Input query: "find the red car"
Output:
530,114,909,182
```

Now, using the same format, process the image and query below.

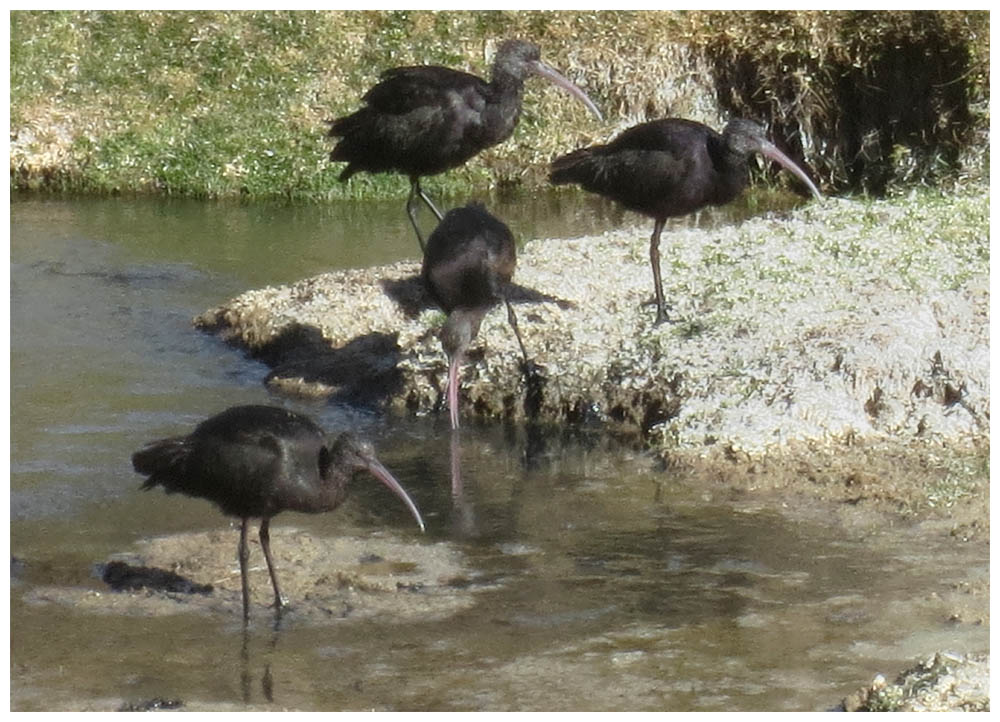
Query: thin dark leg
416,180,444,221
239,517,251,624
504,297,531,364
258,517,285,615
505,294,547,420
406,182,427,253
406,178,443,254
649,218,669,325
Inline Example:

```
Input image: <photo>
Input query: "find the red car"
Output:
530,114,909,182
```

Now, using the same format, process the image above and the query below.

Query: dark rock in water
100,560,213,596
117,697,184,711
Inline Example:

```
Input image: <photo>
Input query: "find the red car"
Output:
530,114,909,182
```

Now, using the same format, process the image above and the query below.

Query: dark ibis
422,202,532,429
328,39,603,250
550,118,822,324
131,405,425,623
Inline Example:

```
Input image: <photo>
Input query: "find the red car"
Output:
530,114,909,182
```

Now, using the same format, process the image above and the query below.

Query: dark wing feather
422,204,514,312
328,66,493,178
360,66,488,114
132,436,192,492
550,119,720,216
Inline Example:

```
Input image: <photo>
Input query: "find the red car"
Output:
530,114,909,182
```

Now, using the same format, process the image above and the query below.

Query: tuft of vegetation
10,10,989,201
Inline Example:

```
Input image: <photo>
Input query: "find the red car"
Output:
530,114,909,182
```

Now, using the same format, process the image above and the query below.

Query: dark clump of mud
100,560,213,596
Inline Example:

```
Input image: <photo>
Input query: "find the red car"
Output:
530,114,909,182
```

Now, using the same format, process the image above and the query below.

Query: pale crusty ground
195,189,988,503
192,189,990,575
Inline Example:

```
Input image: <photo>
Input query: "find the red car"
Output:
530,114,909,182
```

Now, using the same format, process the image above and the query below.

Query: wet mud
24,528,480,626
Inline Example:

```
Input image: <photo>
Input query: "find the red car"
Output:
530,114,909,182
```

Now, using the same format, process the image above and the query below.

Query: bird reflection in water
240,624,279,705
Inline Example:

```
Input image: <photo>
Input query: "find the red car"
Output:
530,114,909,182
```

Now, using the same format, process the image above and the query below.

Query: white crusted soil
195,188,988,461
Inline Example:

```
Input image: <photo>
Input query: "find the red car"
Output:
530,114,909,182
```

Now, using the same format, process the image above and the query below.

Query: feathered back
548,146,600,186
422,202,516,313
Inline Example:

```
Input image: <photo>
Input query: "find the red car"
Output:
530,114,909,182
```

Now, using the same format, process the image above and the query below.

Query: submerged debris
117,697,184,712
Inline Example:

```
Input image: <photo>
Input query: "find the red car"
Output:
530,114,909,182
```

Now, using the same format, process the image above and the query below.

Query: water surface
9,194,987,711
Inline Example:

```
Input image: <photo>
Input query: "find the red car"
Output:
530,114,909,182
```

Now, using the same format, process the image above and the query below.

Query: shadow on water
10,194,987,711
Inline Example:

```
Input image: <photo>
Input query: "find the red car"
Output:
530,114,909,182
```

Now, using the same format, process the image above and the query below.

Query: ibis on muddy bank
132,404,425,623
328,39,603,251
422,202,534,429
549,118,822,324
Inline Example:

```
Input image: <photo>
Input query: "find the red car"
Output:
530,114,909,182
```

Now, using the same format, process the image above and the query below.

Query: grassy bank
10,10,989,201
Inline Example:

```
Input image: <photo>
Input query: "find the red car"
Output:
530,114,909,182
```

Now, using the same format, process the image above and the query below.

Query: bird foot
519,358,547,380
641,297,674,326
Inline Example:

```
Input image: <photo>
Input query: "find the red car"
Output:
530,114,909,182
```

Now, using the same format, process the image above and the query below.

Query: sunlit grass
10,10,989,200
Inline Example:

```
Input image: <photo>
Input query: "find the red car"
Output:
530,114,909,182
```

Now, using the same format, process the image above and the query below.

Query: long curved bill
530,60,604,122
447,353,462,430
366,459,426,533
758,140,822,200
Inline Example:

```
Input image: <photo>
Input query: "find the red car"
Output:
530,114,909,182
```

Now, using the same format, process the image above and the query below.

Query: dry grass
10,10,989,199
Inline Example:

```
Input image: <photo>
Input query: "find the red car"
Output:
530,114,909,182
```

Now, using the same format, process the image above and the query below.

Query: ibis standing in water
132,405,425,623
422,202,532,429
550,118,823,324
328,39,603,250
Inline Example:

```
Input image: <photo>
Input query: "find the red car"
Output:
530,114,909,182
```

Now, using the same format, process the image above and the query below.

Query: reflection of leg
239,518,251,624
240,625,252,703
258,517,285,615
264,617,280,703
450,428,463,500
239,614,280,705
262,664,274,703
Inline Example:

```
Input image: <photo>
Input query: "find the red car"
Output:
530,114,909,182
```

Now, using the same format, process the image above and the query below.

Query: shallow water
9,194,988,711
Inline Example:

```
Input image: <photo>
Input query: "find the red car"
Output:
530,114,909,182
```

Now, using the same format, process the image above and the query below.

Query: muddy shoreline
195,190,988,524
189,189,989,710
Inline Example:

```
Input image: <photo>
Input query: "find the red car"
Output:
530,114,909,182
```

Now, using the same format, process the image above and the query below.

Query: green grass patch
10,10,990,200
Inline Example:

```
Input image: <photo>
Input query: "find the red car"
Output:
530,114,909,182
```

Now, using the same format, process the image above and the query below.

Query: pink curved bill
531,60,604,122
758,140,822,200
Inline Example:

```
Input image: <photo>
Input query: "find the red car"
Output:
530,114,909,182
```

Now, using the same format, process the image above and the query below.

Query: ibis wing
363,66,488,116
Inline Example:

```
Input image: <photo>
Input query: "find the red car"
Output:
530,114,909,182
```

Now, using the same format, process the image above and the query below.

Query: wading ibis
422,202,532,429
132,405,425,623
329,39,603,251
550,118,822,324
